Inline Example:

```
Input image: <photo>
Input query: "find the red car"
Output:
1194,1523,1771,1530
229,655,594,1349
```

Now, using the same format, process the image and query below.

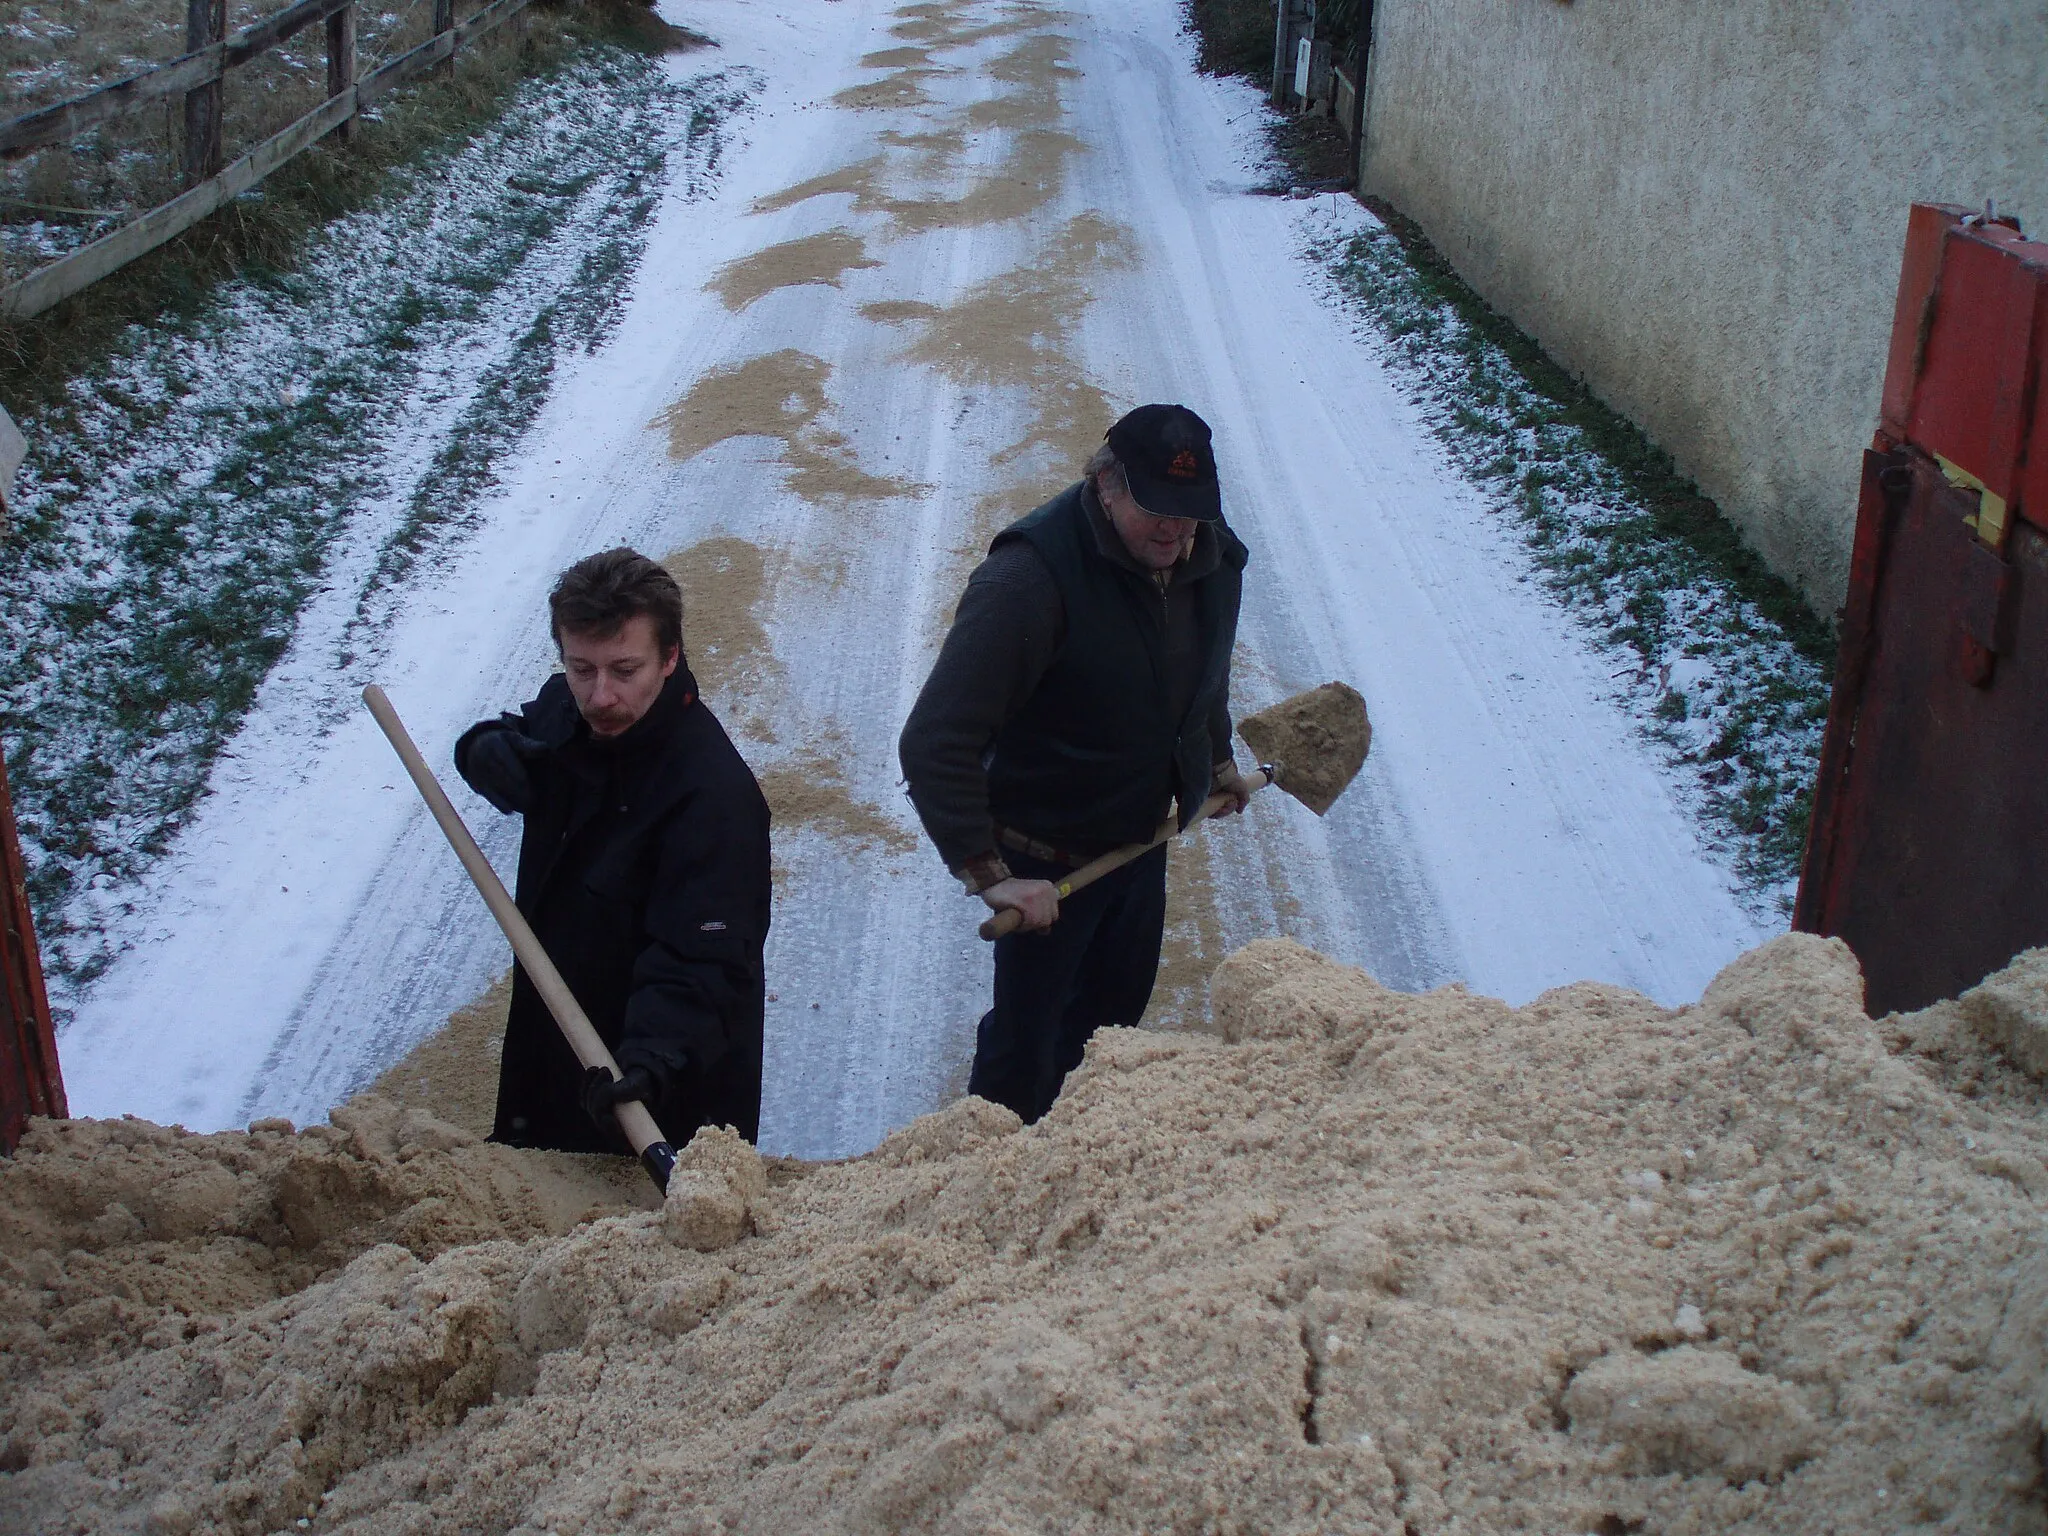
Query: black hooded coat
453,666,770,1153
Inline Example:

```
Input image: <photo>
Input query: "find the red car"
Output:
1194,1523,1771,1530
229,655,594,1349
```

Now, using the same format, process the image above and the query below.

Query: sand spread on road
362,973,512,1138
708,230,885,312
861,45,936,69
757,754,917,855
650,349,923,507
6,933,2046,1534
662,534,782,740
659,538,910,862
833,65,947,114
862,210,1136,541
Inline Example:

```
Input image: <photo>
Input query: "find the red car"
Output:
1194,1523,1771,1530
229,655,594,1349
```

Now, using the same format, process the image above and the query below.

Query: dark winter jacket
899,480,1246,867
454,667,770,1154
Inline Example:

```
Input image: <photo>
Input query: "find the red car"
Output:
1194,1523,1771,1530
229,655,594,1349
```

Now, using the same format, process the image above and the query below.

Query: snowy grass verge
2,46,759,991
1303,200,1834,912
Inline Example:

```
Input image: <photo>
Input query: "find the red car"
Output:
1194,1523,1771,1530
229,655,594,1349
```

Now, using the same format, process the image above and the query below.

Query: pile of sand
5,933,2048,1534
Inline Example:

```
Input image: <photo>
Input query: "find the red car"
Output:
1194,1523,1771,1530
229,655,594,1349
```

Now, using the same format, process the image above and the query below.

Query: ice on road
58,0,1774,1157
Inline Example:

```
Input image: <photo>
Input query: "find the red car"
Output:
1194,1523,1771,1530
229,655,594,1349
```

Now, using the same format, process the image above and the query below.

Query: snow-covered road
58,0,1773,1157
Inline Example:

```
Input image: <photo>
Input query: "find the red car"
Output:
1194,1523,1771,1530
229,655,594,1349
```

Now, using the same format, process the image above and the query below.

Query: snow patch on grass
1,47,760,996
1300,200,1833,913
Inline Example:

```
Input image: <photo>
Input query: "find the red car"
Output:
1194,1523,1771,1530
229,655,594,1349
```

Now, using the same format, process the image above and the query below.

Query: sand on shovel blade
1238,679,1371,815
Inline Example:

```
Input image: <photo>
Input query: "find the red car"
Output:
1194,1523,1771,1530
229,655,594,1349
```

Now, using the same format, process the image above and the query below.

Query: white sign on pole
1295,36,1313,100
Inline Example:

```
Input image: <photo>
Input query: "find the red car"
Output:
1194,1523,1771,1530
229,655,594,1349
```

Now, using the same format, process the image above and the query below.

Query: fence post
182,0,227,186
327,1,357,144
1270,0,1293,107
434,0,456,77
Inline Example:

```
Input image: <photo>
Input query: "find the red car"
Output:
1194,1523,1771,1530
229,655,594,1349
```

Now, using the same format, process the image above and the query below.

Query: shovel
978,681,1371,940
362,685,679,1193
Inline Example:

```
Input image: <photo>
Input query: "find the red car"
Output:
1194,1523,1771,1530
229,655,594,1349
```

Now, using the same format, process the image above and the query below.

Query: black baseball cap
1105,403,1222,522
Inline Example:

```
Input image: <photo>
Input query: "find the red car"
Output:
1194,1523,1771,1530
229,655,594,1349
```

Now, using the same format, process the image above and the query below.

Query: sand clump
1959,945,2048,1081
663,1125,770,1252
6,934,2048,1533
1560,1346,1818,1484
0,1097,655,1336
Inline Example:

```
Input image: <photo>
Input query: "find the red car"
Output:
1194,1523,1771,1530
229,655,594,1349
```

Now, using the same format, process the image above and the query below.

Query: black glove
580,1064,661,1129
462,728,548,814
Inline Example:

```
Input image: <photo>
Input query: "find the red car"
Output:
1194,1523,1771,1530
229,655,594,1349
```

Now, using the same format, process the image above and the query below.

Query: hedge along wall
1356,0,2048,613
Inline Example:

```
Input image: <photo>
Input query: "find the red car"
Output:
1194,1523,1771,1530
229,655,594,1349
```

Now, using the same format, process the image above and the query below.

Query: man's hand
1211,759,1254,815
979,876,1061,933
580,1064,660,1128
465,728,549,815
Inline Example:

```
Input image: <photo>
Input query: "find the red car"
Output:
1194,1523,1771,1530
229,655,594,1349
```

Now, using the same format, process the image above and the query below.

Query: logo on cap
1167,449,1201,480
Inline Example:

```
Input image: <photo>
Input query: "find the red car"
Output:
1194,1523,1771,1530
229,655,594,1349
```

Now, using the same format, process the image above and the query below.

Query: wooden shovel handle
977,768,1275,941
362,686,677,1190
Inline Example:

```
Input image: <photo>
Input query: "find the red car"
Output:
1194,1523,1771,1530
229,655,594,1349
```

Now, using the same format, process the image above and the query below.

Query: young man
899,404,1251,1123
455,547,771,1153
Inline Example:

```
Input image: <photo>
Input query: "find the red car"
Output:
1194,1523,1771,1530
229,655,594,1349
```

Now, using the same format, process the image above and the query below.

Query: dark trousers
969,843,1167,1124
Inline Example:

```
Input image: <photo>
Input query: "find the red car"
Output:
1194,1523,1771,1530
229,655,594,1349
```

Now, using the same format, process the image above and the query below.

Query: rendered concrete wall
1358,0,2048,611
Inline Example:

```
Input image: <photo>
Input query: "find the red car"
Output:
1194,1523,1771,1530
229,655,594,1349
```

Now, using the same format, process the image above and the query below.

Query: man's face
559,613,678,737
1100,471,1199,572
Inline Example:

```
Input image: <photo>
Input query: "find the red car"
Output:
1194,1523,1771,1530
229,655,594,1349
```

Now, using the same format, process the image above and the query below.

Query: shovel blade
1237,681,1370,816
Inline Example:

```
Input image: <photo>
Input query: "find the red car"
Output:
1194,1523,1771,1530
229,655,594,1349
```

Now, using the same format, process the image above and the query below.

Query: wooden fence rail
0,0,536,322
0,0,356,160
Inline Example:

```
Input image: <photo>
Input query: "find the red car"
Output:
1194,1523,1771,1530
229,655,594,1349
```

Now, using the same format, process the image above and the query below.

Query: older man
900,404,1251,1123
455,547,771,1153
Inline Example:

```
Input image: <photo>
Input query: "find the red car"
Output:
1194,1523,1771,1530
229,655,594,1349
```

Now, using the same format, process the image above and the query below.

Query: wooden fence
0,0,540,321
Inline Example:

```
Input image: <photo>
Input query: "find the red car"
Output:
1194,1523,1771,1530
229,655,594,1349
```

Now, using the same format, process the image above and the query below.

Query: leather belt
995,825,1107,870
